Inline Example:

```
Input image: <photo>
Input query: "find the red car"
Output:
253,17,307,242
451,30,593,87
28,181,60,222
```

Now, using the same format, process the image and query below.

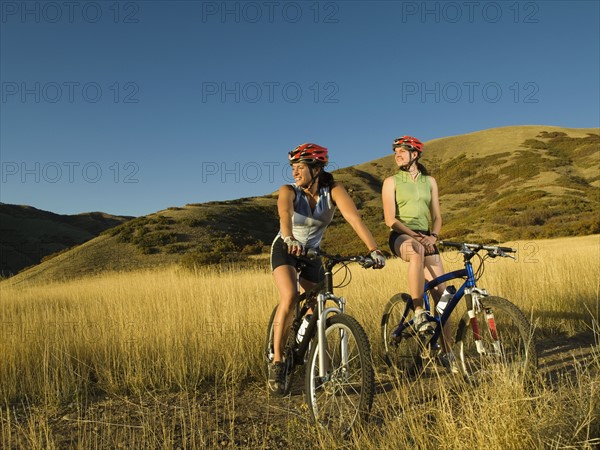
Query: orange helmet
393,136,423,153
288,143,328,166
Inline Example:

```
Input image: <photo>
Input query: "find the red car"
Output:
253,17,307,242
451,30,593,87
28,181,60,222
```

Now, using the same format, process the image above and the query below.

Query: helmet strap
305,166,321,191
399,152,418,172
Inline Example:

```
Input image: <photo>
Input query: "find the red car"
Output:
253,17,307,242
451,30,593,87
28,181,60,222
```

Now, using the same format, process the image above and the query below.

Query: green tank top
393,171,432,231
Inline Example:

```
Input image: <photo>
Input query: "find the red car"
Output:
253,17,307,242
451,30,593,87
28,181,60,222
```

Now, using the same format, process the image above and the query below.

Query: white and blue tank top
280,184,336,248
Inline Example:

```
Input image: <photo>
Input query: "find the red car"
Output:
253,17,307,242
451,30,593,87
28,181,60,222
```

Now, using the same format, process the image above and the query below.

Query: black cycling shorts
270,236,324,283
388,230,439,257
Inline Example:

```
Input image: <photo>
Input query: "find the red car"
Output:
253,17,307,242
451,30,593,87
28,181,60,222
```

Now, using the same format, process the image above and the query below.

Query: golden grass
1,235,599,448
1,265,279,403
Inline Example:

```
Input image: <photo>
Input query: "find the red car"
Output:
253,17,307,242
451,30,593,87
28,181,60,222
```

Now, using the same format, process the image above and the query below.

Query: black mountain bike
381,241,538,382
264,249,376,435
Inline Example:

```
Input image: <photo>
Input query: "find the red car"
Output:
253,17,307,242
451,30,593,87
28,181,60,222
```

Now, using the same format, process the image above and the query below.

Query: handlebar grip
497,246,516,253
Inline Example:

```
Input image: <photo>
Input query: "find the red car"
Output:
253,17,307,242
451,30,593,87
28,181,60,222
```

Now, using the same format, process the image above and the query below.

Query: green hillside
5,125,599,284
318,126,599,254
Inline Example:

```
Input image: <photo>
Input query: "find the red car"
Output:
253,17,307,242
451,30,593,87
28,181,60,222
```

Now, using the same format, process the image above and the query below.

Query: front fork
317,292,345,378
465,288,501,355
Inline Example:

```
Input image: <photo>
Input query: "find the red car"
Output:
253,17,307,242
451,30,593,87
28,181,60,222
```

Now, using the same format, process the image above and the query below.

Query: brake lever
361,257,376,269
492,249,516,260
305,248,320,259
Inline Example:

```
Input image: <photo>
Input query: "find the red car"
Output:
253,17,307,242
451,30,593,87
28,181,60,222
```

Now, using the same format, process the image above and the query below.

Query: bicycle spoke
381,294,428,376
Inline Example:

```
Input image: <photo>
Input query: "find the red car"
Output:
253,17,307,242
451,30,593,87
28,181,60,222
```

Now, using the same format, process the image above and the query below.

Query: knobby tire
304,314,375,436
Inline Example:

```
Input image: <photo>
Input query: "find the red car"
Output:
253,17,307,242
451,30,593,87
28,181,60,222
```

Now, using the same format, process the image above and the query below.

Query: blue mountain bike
381,241,538,381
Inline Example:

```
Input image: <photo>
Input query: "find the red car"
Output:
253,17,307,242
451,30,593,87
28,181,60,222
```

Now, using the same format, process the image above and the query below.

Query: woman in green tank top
382,136,455,362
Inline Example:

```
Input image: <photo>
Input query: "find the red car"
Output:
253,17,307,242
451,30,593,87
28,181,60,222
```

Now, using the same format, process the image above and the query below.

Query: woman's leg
424,254,454,352
272,265,298,362
423,253,446,301
394,234,426,310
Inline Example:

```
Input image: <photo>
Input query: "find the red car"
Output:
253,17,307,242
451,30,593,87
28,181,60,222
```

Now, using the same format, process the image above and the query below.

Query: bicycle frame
422,266,473,343
291,258,349,379
394,254,493,355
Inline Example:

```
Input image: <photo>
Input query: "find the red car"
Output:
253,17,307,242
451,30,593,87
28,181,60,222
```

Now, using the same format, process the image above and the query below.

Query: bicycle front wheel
455,296,537,382
305,314,374,436
263,305,278,378
381,293,424,376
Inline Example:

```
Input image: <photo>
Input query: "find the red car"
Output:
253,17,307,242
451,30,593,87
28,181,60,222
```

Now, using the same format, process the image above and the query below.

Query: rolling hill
4,125,599,284
0,204,132,277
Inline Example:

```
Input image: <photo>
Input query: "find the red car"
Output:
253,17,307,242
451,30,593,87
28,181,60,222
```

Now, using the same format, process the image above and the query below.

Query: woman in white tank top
267,143,386,396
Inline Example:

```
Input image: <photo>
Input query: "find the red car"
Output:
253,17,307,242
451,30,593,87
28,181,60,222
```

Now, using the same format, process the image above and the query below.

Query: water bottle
296,314,312,343
436,285,456,314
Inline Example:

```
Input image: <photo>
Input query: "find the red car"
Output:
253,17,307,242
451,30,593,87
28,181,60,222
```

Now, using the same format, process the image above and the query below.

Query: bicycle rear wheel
455,296,537,382
305,314,374,436
381,293,424,376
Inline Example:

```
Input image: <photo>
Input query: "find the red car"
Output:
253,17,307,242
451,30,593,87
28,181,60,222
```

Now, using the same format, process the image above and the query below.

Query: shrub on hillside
182,218,203,228
179,234,246,269
133,232,179,253
522,139,549,149
537,131,567,138
166,244,190,254
241,240,265,255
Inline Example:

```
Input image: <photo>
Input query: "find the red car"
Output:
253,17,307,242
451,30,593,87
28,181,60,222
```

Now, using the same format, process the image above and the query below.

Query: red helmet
288,143,328,166
393,136,423,153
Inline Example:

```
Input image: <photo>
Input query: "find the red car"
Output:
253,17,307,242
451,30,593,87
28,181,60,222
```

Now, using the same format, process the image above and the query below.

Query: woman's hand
283,235,305,256
369,249,386,268
415,232,437,254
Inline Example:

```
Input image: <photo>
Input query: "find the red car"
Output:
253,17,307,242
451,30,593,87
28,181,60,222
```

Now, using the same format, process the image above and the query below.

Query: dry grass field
1,235,598,449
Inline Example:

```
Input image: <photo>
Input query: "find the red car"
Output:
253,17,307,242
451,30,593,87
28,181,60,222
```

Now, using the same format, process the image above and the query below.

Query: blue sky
1,0,599,217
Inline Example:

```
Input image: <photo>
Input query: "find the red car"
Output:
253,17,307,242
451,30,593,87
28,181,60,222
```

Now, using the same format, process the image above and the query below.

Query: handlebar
439,241,516,259
305,248,376,268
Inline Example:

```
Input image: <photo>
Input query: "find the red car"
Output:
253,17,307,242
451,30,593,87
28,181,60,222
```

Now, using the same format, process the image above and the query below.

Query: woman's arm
418,176,442,250
331,183,379,252
277,185,303,255
429,176,442,237
277,184,295,238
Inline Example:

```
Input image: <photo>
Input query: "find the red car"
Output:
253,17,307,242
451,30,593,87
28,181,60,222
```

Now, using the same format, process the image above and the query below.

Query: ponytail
416,161,429,176
318,170,335,188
